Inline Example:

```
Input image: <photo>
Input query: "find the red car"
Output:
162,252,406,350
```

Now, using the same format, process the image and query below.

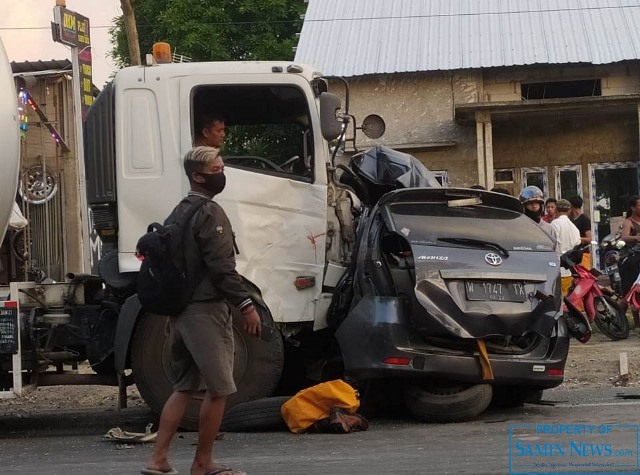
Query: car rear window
387,203,554,251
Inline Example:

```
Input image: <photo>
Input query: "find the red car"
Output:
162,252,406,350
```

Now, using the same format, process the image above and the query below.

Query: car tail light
383,357,411,366
548,368,563,376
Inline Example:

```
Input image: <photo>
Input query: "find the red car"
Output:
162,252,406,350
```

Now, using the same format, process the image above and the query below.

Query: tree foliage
110,0,306,67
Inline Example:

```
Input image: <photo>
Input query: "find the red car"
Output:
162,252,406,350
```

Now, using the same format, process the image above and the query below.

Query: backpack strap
180,197,209,227
176,197,209,261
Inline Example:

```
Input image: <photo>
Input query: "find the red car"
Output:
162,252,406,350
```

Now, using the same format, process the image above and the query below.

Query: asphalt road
1,387,640,474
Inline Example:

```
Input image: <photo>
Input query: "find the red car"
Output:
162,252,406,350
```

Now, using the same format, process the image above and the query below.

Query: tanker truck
0,38,20,245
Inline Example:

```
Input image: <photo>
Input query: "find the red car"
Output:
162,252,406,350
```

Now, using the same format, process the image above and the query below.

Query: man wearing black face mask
144,146,258,475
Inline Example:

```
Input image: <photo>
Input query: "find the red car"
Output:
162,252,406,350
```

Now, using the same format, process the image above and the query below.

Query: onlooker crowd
517,187,587,296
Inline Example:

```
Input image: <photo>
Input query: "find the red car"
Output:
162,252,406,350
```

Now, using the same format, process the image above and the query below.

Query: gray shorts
169,300,237,397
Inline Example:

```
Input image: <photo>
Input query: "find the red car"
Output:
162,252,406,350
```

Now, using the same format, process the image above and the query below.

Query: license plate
465,281,527,302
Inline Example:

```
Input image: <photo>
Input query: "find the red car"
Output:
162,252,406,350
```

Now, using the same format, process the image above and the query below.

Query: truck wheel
403,381,492,422
131,308,284,431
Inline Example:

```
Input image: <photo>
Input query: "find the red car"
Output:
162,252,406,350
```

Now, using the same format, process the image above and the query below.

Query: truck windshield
192,85,313,180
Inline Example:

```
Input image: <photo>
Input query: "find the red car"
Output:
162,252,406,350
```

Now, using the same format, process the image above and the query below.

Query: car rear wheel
403,380,492,422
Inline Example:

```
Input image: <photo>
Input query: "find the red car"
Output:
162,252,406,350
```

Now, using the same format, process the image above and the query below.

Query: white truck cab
86,61,356,332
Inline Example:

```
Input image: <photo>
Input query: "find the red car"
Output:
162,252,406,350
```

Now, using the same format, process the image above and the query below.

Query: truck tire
131,307,284,431
403,381,492,422
220,396,290,432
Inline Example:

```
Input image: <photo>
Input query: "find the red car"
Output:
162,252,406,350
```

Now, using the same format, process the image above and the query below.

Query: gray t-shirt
537,219,558,252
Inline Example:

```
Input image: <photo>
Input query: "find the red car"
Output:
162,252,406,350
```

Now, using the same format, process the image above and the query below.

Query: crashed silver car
326,148,577,421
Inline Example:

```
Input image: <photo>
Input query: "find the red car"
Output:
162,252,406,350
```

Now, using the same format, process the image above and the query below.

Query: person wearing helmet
519,186,557,244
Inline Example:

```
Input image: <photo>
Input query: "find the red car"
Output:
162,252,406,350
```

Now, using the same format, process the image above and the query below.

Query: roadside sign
0,301,18,354
51,6,93,117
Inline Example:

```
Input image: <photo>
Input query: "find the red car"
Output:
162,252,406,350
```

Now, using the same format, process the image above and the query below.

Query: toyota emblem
485,253,503,266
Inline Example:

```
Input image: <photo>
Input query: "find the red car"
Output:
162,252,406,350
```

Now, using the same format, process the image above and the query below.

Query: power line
1,4,640,31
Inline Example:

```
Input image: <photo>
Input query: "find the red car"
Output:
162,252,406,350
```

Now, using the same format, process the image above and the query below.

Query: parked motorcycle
599,233,640,327
561,245,630,340
619,243,640,326
599,232,625,295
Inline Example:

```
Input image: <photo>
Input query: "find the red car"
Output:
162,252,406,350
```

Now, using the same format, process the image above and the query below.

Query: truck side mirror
320,92,344,141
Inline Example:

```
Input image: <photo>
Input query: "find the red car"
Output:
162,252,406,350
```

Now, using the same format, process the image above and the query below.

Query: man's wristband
241,305,255,315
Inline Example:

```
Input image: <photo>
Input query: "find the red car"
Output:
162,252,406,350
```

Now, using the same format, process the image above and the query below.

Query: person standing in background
620,196,640,294
518,186,557,248
543,198,557,223
568,195,592,269
552,199,582,296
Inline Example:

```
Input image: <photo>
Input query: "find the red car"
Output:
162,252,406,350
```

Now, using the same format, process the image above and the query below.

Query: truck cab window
192,85,314,181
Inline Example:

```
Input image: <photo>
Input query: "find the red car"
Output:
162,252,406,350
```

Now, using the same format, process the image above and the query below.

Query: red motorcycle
623,272,640,316
620,244,640,324
561,245,629,340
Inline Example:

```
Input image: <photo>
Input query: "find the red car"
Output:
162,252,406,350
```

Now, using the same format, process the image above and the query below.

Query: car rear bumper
335,296,570,388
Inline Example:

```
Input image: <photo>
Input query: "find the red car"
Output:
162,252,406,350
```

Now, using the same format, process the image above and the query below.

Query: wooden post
120,0,141,66
620,352,629,383
484,114,494,190
475,112,486,188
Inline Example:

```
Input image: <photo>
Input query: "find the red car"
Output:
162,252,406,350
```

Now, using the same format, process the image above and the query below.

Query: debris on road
103,423,157,443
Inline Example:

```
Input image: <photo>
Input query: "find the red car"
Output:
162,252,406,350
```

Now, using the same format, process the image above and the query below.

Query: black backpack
135,199,207,316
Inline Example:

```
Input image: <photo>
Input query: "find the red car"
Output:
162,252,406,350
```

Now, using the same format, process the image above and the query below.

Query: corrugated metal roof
294,0,640,76
11,60,72,76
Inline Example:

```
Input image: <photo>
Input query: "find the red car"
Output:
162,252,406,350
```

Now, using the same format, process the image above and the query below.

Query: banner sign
52,6,90,48
52,6,93,117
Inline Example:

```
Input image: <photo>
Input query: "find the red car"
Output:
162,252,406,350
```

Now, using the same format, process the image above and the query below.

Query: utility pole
120,0,141,66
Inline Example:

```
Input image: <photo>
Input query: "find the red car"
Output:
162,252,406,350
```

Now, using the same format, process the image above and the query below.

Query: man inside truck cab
195,113,226,148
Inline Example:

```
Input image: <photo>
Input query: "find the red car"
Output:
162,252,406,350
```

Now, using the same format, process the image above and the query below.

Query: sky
0,0,122,87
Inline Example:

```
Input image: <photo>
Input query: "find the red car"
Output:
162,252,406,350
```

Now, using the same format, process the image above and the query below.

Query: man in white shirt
551,199,581,295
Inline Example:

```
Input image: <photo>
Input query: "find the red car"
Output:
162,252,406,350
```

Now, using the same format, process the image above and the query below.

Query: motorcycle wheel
593,296,630,340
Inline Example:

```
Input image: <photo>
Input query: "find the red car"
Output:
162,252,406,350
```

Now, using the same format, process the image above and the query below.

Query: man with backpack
142,146,259,475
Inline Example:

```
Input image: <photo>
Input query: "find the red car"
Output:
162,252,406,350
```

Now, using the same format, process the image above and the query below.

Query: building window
521,79,601,100
495,169,515,184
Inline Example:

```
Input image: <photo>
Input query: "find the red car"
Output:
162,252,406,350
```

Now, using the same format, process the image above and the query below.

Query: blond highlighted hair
183,146,220,179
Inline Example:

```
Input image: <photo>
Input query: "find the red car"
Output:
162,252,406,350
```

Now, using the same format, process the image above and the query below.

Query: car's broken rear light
383,356,411,366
